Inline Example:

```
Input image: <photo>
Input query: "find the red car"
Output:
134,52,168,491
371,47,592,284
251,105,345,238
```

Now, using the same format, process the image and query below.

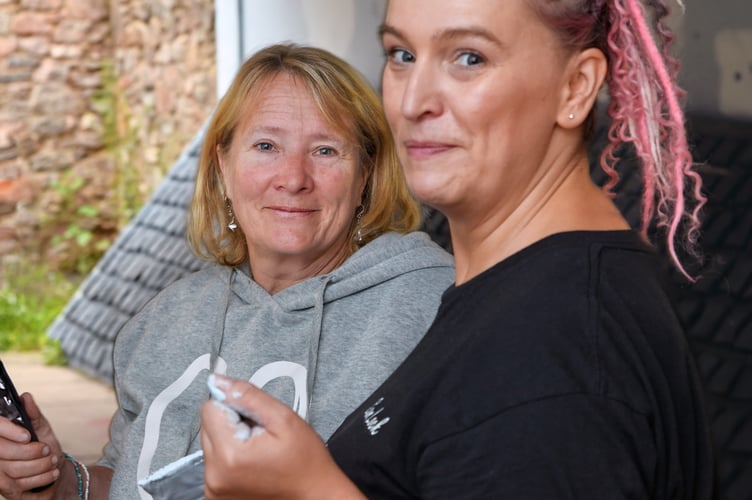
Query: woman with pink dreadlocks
198,0,717,498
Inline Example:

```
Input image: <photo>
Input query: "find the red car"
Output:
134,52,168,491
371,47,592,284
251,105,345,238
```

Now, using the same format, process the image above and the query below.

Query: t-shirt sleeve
416,393,656,499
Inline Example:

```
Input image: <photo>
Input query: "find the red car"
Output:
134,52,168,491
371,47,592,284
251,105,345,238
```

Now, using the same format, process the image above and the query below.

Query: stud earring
568,113,575,120
225,197,237,232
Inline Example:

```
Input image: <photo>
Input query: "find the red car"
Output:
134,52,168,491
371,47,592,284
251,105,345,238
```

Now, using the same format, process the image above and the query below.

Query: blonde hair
187,43,421,266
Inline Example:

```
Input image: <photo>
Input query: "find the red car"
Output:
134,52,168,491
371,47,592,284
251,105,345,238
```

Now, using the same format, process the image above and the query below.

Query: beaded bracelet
63,452,84,500
80,461,90,500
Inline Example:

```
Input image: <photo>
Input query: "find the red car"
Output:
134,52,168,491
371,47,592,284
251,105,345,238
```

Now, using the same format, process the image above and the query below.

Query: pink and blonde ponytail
532,0,705,280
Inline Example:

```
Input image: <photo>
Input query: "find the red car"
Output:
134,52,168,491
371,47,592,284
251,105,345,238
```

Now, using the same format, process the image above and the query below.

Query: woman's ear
557,48,607,128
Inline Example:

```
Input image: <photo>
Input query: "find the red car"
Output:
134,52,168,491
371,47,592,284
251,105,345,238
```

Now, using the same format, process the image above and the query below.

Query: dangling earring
225,197,237,232
354,205,364,245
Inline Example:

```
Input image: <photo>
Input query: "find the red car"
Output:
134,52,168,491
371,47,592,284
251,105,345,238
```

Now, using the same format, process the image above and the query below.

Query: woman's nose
275,153,313,192
400,61,442,121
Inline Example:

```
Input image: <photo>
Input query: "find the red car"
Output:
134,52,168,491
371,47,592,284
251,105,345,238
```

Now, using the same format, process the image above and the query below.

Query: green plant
46,171,114,275
0,263,78,365
93,59,146,225
36,58,143,276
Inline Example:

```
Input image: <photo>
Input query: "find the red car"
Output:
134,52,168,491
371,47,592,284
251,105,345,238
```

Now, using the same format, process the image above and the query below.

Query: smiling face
380,0,572,222
219,73,366,276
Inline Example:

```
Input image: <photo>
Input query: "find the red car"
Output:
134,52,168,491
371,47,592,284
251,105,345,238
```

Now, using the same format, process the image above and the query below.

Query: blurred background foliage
0,263,75,364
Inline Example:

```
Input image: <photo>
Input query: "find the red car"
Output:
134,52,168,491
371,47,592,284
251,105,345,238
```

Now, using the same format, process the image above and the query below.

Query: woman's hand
0,393,61,499
200,375,365,500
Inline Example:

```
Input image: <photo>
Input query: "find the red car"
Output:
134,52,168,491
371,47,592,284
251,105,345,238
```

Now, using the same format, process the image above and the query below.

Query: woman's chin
408,180,460,213
258,235,349,263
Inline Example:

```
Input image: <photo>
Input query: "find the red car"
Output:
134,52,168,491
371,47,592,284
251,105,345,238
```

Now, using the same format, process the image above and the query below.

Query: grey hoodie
99,231,454,499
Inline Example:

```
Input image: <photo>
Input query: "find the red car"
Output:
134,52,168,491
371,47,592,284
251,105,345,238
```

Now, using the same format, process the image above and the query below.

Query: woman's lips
266,206,317,217
403,140,455,160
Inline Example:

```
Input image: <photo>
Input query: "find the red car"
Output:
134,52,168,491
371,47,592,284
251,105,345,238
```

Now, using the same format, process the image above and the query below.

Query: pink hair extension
602,0,661,230
532,0,705,278
602,0,705,280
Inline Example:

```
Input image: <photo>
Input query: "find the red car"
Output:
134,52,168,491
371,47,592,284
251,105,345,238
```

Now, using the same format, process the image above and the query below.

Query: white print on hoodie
137,356,306,499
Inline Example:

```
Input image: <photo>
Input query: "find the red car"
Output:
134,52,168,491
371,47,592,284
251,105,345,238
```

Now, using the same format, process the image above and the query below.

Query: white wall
215,0,387,98
217,0,752,120
666,0,751,119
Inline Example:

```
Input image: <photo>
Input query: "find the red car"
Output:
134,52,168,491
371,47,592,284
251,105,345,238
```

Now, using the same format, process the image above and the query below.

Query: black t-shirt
327,231,716,499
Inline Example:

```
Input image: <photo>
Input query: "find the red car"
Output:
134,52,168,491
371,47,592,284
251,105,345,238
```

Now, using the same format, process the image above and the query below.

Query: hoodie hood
220,231,454,424
228,231,453,310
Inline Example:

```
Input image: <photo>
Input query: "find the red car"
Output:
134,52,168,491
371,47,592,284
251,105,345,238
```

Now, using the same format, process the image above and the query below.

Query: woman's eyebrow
378,23,402,40
434,26,503,47
379,23,503,48
251,126,284,134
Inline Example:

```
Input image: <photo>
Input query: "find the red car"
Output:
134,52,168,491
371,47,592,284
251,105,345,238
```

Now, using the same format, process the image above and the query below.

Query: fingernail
51,454,58,465
207,373,229,401
42,446,50,456
214,373,231,387
52,468,60,479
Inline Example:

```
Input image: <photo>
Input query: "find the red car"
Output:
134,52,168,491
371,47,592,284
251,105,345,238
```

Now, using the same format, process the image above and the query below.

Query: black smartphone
0,360,55,492
0,360,39,441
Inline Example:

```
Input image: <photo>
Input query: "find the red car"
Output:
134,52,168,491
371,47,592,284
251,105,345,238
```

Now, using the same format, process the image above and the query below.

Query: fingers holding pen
201,374,363,499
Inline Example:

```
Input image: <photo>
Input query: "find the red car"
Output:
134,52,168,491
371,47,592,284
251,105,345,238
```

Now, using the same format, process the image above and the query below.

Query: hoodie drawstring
305,275,330,421
209,267,234,372
187,267,234,449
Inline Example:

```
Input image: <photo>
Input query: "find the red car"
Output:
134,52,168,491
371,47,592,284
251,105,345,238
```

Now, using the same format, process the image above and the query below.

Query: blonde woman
0,44,454,499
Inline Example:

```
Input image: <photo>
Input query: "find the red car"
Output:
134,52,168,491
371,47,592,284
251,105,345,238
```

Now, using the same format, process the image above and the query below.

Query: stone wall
0,0,215,276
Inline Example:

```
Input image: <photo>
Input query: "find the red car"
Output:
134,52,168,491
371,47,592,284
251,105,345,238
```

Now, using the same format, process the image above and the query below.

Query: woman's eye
315,146,337,156
386,48,415,64
254,142,275,151
456,52,484,66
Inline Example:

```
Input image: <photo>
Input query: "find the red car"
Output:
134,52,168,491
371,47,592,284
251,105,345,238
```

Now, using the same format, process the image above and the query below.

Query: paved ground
0,351,117,466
